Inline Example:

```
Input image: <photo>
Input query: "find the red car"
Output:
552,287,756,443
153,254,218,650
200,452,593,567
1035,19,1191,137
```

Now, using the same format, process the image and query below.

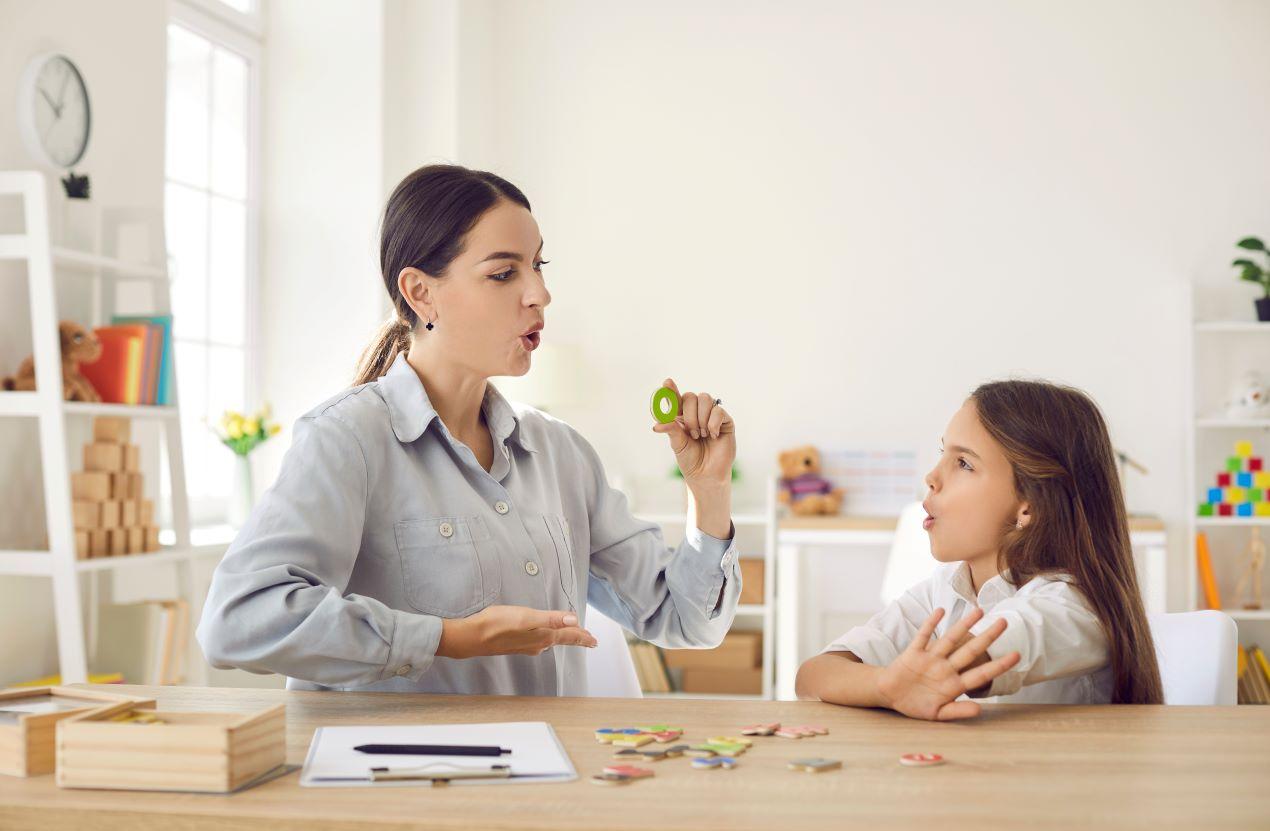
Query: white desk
773,515,1168,700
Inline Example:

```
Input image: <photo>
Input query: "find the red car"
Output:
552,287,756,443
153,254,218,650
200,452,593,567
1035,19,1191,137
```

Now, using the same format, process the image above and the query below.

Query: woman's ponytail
352,164,531,387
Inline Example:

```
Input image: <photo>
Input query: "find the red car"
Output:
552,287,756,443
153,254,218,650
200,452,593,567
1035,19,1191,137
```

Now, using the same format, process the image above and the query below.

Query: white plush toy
1226,370,1270,419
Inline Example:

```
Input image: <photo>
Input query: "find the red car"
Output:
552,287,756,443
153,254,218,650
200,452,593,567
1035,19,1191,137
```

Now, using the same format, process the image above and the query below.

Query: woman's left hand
652,378,736,490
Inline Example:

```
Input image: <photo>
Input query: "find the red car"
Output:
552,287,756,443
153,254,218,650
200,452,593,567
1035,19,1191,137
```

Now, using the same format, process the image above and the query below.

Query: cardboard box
739,558,765,605
92,416,131,444
661,631,762,671
71,472,110,502
680,667,763,695
83,442,124,473
57,702,286,793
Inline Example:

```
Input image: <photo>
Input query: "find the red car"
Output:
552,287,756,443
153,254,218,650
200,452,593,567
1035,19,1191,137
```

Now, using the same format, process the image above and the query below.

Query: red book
80,325,148,404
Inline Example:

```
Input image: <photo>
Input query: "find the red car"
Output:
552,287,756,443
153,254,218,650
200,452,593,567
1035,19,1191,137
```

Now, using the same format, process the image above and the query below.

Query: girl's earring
1016,519,1024,530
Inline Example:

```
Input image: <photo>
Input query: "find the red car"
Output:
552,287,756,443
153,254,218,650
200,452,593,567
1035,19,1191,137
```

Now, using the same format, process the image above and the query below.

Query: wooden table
1,684,1267,830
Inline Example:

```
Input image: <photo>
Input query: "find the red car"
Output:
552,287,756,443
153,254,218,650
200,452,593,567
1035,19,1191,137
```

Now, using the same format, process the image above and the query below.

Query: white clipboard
299,722,577,787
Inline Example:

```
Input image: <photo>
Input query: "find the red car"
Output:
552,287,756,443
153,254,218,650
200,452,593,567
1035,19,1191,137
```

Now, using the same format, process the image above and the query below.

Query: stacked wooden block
70,417,159,559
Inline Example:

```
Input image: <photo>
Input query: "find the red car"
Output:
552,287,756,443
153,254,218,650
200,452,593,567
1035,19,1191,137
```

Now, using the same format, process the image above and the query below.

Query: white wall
392,0,1270,617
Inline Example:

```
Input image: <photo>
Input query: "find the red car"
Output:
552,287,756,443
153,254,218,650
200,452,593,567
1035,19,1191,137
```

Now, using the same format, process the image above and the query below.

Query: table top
779,514,1167,532
1,684,1265,831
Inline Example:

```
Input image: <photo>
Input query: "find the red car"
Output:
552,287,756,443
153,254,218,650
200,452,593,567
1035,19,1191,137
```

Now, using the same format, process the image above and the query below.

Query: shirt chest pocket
525,514,578,612
395,516,499,618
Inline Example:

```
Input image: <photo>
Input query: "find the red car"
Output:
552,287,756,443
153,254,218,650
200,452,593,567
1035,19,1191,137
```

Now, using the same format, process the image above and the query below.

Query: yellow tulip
268,424,281,436
244,418,260,436
227,423,243,440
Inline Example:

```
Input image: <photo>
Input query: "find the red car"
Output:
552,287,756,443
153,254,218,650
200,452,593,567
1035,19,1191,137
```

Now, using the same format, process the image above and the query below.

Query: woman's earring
425,320,434,331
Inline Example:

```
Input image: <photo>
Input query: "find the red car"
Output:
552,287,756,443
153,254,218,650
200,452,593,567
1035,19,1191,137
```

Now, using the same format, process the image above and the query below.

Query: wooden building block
75,530,90,559
109,472,128,500
71,472,111,502
92,416,131,444
99,500,121,529
138,499,154,526
83,442,124,473
88,530,109,558
72,500,99,529
121,500,138,528
127,472,144,500
143,526,160,552
107,528,128,557
122,443,141,472
126,527,145,554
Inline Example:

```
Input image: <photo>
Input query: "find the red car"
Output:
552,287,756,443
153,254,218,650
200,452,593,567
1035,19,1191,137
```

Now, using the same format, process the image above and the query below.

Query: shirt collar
948,561,1014,606
378,352,537,452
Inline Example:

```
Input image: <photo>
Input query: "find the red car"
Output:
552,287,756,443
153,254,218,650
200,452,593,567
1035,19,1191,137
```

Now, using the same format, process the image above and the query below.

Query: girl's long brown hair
353,164,532,386
971,380,1163,704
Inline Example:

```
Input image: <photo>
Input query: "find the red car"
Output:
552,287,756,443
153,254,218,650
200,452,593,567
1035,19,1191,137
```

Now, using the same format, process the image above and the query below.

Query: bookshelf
1186,285,1270,686
0,171,221,684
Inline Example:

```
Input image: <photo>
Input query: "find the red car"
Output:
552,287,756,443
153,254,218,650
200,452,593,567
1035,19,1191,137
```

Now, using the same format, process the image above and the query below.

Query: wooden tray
0,686,154,777
56,700,286,793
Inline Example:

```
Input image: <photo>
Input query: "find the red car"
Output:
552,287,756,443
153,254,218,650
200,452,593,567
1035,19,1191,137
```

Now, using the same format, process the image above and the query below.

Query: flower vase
229,454,255,528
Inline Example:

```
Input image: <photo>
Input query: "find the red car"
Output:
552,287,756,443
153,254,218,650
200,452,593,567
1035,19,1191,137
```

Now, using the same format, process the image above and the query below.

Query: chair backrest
880,501,936,605
584,606,643,698
1148,610,1238,705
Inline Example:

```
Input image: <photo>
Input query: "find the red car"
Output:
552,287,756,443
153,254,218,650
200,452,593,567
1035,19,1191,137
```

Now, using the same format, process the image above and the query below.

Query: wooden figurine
1233,528,1266,610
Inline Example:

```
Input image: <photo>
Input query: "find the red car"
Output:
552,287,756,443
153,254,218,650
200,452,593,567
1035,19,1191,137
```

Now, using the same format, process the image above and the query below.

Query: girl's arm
797,607,1020,720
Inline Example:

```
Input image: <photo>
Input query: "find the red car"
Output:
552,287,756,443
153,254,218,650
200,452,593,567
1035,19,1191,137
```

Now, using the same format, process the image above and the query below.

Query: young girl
796,380,1163,720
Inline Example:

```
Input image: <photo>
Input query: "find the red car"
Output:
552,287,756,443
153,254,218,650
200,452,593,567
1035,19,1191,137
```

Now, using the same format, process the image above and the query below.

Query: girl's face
922,400,1028,566
408,199,551,378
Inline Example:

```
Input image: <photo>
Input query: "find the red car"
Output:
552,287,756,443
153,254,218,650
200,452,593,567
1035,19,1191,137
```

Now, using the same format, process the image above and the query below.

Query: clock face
25,54,91,168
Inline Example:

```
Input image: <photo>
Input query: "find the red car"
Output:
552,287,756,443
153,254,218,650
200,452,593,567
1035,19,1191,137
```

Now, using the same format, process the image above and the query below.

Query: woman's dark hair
970,379,1164,705
353,164,531,385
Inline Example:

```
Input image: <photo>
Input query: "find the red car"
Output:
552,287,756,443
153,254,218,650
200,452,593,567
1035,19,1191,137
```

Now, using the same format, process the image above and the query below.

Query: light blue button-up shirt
196,353,741,695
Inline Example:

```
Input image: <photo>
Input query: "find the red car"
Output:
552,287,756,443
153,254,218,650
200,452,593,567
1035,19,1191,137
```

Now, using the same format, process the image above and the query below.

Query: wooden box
680,667,763,695
0,687,153,777
662,631,762,671
57,701,286,793
738,557,765,605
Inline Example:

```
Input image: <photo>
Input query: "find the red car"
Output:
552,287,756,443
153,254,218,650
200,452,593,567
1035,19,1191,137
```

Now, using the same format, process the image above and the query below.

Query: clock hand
56,68,70,108
37,87,62,119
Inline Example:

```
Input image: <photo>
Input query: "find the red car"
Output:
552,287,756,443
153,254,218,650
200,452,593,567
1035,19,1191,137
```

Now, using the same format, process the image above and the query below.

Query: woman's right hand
875,606,1020,721
437,605,598,659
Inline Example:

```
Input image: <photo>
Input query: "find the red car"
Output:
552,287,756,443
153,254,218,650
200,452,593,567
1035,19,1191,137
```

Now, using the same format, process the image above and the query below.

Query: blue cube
1237,503,1253,517
1208,487,1223,504
1237,472,1253,488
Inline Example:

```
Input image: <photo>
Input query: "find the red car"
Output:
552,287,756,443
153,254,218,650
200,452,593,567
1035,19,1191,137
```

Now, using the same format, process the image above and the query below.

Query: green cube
1198,503,1214,516
1228,457,1243,472
1252,489,1265,503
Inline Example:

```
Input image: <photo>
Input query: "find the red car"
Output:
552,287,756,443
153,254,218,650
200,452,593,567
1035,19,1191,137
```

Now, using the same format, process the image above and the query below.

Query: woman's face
413,199,551,378
921,400,1026,565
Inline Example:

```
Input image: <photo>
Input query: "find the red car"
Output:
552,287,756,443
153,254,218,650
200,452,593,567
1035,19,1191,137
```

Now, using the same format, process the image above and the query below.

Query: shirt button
495,501,510,515
525,561,540,576
396,664,412,676
438,522,454,538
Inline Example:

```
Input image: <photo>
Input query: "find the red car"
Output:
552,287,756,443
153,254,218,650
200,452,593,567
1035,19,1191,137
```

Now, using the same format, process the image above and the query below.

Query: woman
196,164,741,695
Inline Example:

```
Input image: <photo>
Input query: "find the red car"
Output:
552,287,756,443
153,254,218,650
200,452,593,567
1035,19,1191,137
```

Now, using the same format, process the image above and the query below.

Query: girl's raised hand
875,606,1021,721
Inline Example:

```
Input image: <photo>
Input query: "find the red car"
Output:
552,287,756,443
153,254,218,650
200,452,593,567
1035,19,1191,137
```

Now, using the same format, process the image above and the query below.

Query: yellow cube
1226,487,1246,503
1235,440,1254,458
1256,503,1270,517
1256,472,1270,489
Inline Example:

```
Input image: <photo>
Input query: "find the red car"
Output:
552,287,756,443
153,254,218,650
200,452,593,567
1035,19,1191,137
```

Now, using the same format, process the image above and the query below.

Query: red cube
1217,472,1232,486
1250,458,1263,472
1218,503,1234,516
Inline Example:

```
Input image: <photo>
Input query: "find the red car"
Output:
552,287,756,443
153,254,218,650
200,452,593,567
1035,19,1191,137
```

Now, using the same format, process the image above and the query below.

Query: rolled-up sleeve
196,413,442,686
571,433,741,650
821,579,936,665
969,579,1109,698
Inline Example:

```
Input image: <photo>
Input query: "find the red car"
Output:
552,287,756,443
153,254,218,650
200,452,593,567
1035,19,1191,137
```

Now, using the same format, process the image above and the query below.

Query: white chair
1149,610,1238,705
880,501,937,605
584,606,642,698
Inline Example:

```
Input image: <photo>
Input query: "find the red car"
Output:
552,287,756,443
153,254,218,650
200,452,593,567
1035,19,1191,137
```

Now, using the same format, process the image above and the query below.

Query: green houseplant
1232,236,1270,321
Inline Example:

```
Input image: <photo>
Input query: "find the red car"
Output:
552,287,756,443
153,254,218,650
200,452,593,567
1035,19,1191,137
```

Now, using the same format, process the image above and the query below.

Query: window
164,2,261,526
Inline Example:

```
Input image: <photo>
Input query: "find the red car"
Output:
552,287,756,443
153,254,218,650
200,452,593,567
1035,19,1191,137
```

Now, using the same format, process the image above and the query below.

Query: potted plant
209,404,282,527
1232,236,1270,321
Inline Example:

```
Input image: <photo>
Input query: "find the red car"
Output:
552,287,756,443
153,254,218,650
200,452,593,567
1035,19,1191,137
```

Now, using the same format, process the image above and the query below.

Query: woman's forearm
688,483,732,540
795,652,890,708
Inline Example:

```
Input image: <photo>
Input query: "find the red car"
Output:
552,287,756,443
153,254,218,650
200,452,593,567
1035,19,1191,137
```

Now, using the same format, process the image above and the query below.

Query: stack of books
1237,644,1270,705
79,314,173,406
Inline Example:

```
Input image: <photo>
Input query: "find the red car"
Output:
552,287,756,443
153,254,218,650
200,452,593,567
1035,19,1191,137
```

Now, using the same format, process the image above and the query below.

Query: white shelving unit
1185,289,1270,648
0,170,220,684
630,478,779,700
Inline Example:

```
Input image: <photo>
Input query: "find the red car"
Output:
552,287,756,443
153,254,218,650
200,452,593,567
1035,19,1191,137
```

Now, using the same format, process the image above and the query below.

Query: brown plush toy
2,320,103,401
777,445,844,516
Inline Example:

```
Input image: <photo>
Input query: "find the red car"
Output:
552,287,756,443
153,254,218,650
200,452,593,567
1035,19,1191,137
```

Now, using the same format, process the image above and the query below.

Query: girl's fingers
695,392,713,441
935,700,983,721
706,403,725,440
930,606,984,658
947,617,1009,670
958,651,1021,692
907,608,945,654
680,392,701,439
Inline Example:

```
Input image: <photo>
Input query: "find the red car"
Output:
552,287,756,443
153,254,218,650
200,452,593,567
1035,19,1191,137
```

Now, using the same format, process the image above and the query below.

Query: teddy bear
1226,370,1270,419
2,320,103,401
777,445,844,516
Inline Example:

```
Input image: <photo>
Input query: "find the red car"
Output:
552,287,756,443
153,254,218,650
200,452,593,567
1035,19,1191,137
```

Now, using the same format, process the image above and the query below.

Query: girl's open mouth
922,515,935,530
519,331,541,351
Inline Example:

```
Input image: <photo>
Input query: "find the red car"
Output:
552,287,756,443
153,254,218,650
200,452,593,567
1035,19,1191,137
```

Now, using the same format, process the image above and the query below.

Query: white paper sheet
299,722,577,787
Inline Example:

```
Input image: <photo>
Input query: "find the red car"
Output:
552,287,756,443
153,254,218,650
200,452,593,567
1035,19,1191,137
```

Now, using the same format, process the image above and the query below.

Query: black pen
354,743,512,757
